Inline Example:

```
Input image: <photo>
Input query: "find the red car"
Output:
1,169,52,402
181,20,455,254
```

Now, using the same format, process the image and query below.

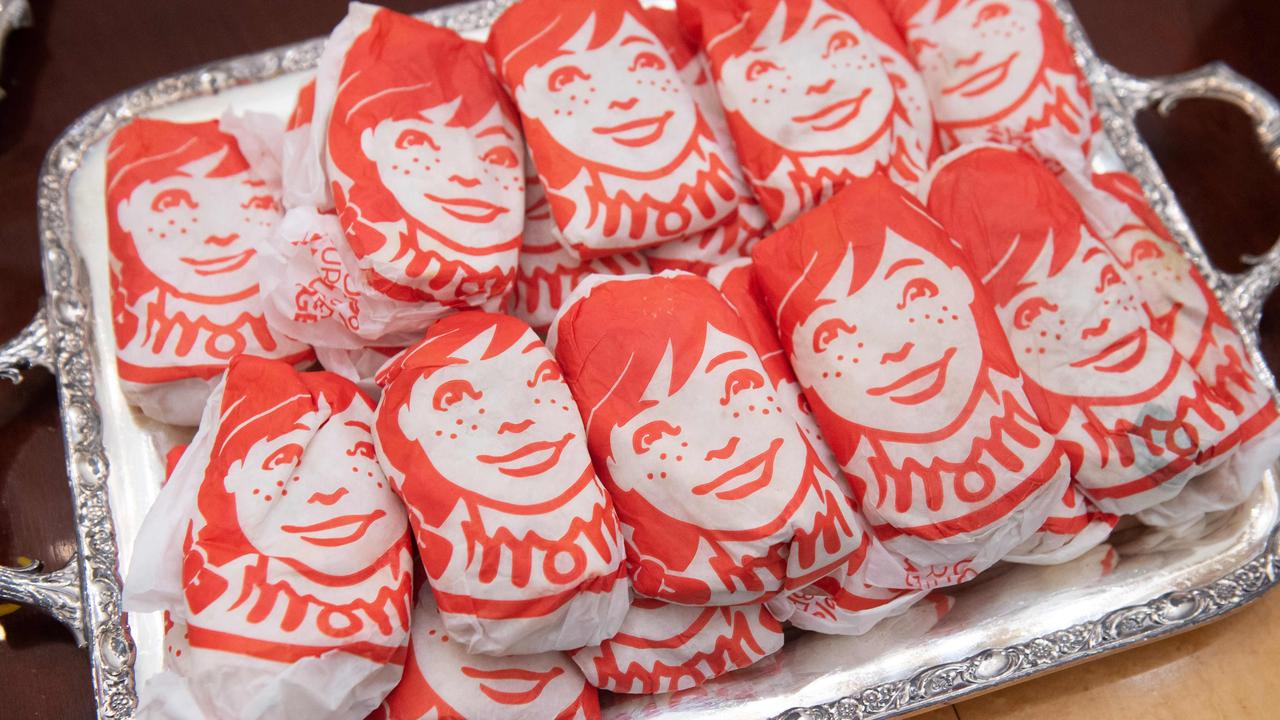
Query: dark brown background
0,1,1276,718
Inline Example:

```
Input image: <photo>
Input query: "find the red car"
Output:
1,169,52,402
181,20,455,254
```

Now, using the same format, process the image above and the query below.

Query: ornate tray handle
1103,61,1280,399
0,556,85,645
1106,62,1280,329
0,308,86,645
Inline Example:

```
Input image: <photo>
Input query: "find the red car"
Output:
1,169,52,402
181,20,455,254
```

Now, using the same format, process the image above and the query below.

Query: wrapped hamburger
374,311,630,655
921,145,1233,516
106,118,312,425
125,355,414,719
321,5,523,316
570,597,785,693
514,162,650,335
885,0,1099,163
641,5,772,276
550,271,866,605
371,594,600,720
680,0,936,226
751,172,1069,589
487,0,747,259
1087,171,1280,528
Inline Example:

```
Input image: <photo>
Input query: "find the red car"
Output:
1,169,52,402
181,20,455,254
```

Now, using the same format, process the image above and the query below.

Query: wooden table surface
0,1,1277,717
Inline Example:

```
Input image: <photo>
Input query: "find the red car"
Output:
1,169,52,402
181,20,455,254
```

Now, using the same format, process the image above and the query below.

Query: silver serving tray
2,0,1280,717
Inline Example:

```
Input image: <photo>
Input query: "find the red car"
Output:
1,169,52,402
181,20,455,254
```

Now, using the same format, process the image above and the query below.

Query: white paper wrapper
487,0,746,258
375,312,630,655
218,109,284,188
1005,482,1117,565
106,118,313,426
255,206,441,349
784,592,953,677
125,355,414,720
641,6,771,276
1079,171,1280,529
550,271,867,605
683,0,936,227
322,4,522,312
706,258,839,470
281,78,330,211
770,539,927,636
886,0,1103,165
314,344,403,400
571,598,785,694
921,145,1235,516
370,594,600,720
752,173,1069,590
514,161,650,334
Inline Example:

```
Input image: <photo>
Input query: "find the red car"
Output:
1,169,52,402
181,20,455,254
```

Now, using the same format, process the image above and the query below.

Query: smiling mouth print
792,87,872,132
592,110,673,148
942,53,1019,98
691,437,783,501
462,665,564,705
280,510,386,548
1069,326,1148,374
180,248,256,276
477,432,575,478
867,347,956,406
422,193,510,224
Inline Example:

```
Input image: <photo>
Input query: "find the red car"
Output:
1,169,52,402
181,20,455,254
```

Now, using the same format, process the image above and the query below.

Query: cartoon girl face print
221,404,406,577
998,231,1164,399
409,607,589,718
360,101,524,252
115,148,280,299
719,0,896,154
906,0,1045,124
515,12,701,174
607,325,807,529
396,330,586,507
1108,220,1207,323
794,230,983,435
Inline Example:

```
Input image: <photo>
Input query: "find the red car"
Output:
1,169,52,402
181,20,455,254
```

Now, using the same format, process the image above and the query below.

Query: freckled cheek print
221,433,311,540
383,143,443,181
401,362,582,507
609,371,793,527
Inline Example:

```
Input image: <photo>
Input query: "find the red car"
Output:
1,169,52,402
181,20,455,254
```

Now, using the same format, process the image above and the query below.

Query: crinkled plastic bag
374,312,630,655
